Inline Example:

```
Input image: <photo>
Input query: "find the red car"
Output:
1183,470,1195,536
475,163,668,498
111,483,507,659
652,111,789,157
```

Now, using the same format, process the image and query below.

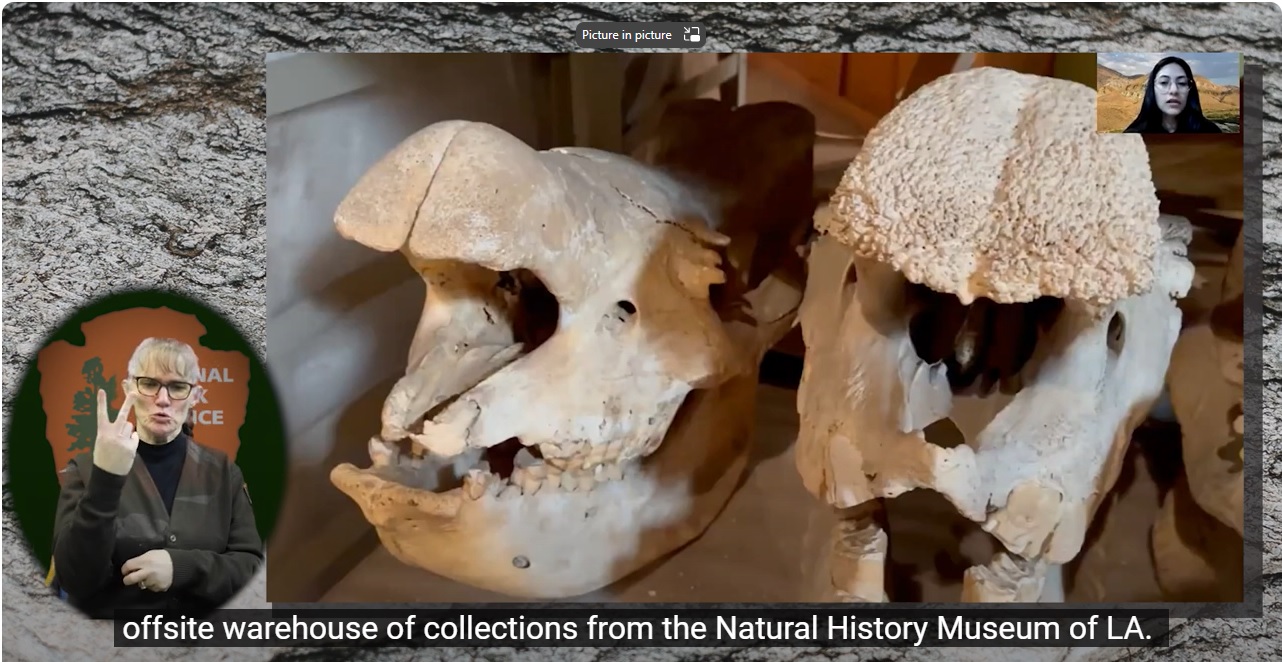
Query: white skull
794,68,1195,602
328,120,802,598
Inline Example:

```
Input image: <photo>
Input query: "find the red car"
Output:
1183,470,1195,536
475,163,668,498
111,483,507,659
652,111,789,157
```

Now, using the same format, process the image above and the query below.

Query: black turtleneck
136,433,188,514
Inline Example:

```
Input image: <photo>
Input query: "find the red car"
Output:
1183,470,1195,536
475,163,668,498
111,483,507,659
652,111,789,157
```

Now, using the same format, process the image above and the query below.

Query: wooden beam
626,54,679,125
898,53,962,101
717,53,739,104
746,54,881,134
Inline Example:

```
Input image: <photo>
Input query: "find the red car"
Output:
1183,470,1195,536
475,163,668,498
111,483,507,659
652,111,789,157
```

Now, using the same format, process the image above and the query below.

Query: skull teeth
460,454,633,501
391,425,640,501
369,438,398,467
539,438,629,470
498,484,522,500
465,469,490,499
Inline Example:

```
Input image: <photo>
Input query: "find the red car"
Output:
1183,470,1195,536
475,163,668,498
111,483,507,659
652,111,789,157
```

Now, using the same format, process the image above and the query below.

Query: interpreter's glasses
134,377,194,400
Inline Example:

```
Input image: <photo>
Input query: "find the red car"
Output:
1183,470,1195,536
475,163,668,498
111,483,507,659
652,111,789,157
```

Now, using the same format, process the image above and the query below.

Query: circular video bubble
5,289,285,618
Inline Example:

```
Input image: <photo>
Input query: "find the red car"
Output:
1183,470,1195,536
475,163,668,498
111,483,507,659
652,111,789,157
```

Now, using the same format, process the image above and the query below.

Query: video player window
265,51,1246,606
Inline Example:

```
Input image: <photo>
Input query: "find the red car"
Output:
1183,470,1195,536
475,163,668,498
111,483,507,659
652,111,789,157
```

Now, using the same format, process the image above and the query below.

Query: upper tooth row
537,438,633,470
464,461,630,500
376,434,639,471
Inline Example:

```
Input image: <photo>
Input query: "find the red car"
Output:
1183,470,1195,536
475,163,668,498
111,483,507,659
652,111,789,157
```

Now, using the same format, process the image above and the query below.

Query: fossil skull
795,67,1194,602
329,118,804,598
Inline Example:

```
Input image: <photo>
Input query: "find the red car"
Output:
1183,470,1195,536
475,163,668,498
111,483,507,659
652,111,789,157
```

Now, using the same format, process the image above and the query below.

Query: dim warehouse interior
265,52,1245,604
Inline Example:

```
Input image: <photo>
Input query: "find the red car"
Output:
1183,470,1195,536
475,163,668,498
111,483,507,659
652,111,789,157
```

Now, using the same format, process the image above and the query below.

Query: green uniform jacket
52,433,264,618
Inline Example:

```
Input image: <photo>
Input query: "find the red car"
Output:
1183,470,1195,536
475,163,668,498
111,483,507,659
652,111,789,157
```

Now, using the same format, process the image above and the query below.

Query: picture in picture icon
685,27,701,42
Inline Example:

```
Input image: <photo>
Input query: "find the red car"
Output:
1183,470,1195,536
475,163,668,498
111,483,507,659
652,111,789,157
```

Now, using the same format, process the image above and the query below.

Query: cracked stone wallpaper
2,2,1278,661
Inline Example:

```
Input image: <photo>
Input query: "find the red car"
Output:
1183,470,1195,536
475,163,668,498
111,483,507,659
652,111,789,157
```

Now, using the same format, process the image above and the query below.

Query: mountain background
1095,59,1241,133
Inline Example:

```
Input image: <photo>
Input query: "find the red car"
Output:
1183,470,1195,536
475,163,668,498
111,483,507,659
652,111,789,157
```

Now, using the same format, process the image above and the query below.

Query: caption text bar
115,608,1170,648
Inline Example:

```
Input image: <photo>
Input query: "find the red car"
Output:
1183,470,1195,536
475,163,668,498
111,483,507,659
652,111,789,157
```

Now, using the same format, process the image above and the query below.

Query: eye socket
616,300,636,315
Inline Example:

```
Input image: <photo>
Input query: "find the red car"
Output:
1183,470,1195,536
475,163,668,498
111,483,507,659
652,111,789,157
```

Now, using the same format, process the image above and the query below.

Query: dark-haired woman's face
1154,63,1190,116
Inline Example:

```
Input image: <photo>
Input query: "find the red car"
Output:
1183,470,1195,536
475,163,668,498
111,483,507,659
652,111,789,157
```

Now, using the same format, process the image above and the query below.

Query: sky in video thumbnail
1097,52,1241,85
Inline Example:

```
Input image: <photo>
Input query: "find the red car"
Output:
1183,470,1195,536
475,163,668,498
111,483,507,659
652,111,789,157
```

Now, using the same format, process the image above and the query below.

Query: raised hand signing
92,388,139,476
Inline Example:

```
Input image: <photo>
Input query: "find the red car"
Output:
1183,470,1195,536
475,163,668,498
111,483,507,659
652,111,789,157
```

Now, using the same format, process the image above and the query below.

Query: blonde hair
127,337,201,383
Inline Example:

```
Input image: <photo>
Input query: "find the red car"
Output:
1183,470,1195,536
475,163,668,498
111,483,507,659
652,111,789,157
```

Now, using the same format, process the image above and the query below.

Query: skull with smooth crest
795,67,1195,602
329,114,807,598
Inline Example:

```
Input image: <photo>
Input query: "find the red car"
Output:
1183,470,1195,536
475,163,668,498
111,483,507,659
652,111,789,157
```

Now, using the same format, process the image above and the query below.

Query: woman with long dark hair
1123,56,1223,134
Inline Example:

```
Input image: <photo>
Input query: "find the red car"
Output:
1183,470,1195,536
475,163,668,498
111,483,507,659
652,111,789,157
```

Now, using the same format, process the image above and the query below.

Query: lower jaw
331,448,749,598
329,379,761,598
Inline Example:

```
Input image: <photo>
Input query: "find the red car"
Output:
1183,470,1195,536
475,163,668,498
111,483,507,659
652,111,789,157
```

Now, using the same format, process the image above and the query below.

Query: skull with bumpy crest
795,67,1195,602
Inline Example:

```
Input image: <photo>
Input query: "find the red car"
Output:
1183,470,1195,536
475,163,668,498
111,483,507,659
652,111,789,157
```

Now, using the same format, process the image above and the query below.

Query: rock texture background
2,2,1277,661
